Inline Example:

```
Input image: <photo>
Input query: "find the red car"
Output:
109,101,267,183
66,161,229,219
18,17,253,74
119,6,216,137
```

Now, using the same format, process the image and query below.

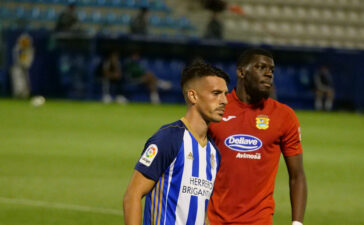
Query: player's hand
204,216,211,225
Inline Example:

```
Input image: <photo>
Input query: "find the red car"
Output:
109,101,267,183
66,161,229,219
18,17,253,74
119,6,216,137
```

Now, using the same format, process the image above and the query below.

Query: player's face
195,76,228,123
241,55,274,99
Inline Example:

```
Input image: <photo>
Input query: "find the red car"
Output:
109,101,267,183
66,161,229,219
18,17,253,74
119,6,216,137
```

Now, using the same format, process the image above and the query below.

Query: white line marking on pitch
0,197,123,216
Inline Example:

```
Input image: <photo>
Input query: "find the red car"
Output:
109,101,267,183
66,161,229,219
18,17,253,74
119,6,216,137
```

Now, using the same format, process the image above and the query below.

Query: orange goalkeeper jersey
207,89,303,225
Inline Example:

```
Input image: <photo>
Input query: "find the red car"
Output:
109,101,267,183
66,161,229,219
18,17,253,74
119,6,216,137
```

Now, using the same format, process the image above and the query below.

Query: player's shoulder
151,120,187,141
269,98,296,116
268,98,299,123
158,120,186,134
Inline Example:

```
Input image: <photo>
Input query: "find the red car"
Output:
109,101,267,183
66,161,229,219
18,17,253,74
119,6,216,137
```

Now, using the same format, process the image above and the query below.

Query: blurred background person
100,51,128,104
129,7,149,35
204,12,223,40
10,33,34,99
55,3,79,32
314,65,335,111
123,51,171,104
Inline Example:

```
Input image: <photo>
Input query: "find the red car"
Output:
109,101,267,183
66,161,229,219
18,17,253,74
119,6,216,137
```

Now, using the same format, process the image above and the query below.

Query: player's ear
237,67,245,79
187,89,198,104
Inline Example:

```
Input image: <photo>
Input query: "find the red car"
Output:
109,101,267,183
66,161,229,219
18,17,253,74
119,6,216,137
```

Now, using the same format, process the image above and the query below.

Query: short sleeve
135,124,185,181
280,108,303,157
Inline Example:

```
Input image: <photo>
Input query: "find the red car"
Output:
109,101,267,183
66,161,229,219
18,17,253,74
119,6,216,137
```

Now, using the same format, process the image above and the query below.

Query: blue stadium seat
178,17,193,30
49,0,67,3
169,60,184,81
150,0,163,11
89,11,102,24
110,0,122,7
15,7,26,19
96,0,107,6
104,13,117,24
124,0,136,8
149,58,169,80
149,15,161,27
0,7,10,19
119,14,131,25
79,0,94,6
163,16,175,28
77,10,88,23
29,7,41,20
44,8,57,21
138,0,150,8
139,58,149,69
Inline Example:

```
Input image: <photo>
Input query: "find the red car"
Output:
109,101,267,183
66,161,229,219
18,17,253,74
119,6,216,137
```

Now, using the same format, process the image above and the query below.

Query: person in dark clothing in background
55,3,79,32
130,7,149,35
204,12,223,40
101,51,128,104
123,52,172,104
314,65,335,111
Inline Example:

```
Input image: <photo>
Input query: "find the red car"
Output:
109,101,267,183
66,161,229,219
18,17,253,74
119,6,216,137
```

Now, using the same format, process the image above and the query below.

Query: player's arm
123,170,156,225
284,154,307,224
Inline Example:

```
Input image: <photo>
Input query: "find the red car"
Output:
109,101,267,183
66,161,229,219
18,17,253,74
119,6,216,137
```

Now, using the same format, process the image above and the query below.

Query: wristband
292,221,303,225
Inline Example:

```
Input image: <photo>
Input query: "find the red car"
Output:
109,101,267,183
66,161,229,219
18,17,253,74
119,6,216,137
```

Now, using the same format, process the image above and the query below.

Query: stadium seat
89,11,102,24
96,0,106,6
124,0,136,8
149,15,161,27
334,10,346,22
44,8,57,21
308,8,320,21
104,12,117,24
255,5,268,18
163,16,175,28
77,10,88,23
295,7,307,20
29,7,41,20
15,7,26,19
119,14,131,25
268,5,280,19
281,6,294,19
111,0,122,7
178,17,192,30
138,0,150,8
0,7,10,19
79,0,94,6
154,0,170,11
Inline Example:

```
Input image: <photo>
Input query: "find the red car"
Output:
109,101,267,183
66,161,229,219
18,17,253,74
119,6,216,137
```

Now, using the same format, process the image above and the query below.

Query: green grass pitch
0,99,363,225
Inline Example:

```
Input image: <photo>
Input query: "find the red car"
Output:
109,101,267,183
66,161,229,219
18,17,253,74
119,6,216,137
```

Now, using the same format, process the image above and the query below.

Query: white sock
325,98,333,111
150,91,161,104
315,97,323,110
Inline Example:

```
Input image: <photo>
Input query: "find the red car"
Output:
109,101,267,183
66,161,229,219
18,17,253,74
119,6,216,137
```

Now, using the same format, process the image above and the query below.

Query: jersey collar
180,117,207,147
231,88,267,109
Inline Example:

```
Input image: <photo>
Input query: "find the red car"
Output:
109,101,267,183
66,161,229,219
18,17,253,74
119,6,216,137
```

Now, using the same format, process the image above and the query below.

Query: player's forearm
123,193,143,225
289,173,307,222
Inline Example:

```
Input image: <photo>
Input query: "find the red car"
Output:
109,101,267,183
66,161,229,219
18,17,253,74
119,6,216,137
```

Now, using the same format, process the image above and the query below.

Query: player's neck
236,85,263,105
183,110,208,145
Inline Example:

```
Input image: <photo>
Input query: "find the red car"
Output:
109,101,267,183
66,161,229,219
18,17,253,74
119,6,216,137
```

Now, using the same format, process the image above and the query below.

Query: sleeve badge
139,144,158,167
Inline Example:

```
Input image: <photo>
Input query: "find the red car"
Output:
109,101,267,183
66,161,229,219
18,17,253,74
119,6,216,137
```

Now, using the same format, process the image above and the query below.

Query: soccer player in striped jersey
123,62,230,225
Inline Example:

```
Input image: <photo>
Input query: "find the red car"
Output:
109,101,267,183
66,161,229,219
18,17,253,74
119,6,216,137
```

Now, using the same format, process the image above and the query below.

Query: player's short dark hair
237,48,273,68
180,62,230,90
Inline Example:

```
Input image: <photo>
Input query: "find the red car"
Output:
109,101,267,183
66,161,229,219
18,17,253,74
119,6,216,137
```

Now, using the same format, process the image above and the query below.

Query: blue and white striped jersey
135,118,221,225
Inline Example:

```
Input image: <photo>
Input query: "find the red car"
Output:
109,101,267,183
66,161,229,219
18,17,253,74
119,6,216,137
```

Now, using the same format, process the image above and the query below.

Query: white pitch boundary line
0,197,123,216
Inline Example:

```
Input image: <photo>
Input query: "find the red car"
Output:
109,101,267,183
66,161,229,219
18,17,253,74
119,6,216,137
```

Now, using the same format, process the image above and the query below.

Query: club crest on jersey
187,152,194,160
256,115,270,130
224,134,262,152
139,144,158,167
